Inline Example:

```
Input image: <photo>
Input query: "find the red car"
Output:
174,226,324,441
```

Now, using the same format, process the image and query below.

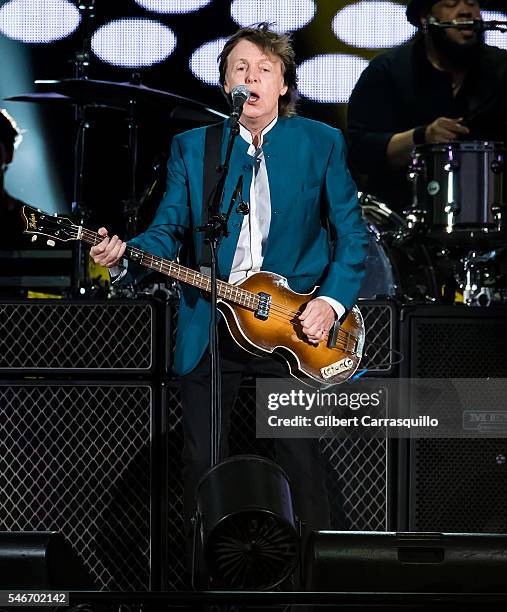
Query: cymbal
33,78,226,122
6,92,73,104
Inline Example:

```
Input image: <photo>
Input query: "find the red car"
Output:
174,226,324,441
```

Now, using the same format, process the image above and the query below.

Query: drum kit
361,140,507,306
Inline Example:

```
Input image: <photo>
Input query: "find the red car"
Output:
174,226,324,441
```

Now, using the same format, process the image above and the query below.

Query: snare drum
409,141,505,235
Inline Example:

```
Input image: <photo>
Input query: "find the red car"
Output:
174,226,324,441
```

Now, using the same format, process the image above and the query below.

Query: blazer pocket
296,184,322,211
273,185,322,214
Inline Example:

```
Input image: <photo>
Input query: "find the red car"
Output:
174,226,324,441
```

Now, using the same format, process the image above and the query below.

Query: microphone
427,16,507,32
230,85,251,127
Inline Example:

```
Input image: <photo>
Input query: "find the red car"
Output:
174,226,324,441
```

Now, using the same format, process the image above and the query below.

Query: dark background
1,0,506,238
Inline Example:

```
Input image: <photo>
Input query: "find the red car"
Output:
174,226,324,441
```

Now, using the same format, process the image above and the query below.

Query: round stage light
196,456,298,590
189,37,227,85
133,0,212,14
332,1,416,48
231,0,316,33
91,18,177,68
297,54,369,104
0,0,80,43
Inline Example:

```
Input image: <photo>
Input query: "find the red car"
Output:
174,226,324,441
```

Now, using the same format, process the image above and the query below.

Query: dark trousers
180,323,331,579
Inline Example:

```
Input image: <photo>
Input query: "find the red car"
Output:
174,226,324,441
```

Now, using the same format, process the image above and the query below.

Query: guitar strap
200,121,225,274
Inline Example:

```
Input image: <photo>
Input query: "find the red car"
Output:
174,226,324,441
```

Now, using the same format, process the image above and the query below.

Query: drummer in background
0,108,27,249
347,0,507,214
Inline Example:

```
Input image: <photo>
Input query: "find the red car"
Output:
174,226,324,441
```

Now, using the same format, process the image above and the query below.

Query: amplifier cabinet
0,380,164,591
0,298,161,375
398,305,507,533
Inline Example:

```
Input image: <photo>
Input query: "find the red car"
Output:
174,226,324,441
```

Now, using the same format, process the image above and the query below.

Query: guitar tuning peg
31,235,37,242
47,239,55,247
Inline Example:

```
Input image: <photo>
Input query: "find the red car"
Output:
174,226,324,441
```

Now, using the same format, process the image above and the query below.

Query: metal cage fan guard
196,455,299,590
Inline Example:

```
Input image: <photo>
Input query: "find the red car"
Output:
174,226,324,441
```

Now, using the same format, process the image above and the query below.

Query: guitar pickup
255,292,271,320
321,357,354,380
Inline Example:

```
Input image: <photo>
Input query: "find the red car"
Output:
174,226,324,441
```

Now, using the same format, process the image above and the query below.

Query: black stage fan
196,455,299,589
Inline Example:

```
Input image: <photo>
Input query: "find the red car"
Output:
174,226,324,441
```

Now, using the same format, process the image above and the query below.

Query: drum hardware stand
406,154,430,232
69,0,95,296
461,250,495,307
122,87,141,239
492,202,507,233
404,207,428,233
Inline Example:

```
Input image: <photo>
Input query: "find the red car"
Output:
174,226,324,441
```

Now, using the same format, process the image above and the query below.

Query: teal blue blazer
125,116,369,375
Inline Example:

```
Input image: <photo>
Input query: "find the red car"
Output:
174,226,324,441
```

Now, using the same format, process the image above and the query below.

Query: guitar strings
81,228,357,351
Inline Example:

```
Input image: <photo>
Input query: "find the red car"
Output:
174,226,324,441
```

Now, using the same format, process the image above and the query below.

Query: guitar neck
79,227,259,310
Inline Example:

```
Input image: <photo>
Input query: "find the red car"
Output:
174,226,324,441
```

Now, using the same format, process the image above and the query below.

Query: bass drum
359,194,452,303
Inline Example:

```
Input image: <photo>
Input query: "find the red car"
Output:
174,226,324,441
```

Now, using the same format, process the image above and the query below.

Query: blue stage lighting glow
133,0,212,14
483,11,507,50
333,1,416,48
230,0,316,33
91,18,177,68
297,54,369,103
189,37,228,85
0,0,80,43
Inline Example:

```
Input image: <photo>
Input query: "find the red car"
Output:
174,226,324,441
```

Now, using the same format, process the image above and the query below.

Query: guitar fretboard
81,228,260,310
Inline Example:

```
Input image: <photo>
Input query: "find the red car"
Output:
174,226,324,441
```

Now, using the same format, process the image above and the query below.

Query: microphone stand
196,118,242,468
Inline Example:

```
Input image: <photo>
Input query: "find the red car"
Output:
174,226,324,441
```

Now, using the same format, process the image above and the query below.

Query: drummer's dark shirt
347,36,507,213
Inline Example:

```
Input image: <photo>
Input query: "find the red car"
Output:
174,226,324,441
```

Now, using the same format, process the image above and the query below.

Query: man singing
90,23,368,583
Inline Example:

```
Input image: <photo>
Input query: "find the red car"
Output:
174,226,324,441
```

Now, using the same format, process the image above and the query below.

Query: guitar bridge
321,358,354,380
255,292,271,320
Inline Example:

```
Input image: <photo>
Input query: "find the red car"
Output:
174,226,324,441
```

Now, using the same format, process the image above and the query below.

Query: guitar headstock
22,206,79,244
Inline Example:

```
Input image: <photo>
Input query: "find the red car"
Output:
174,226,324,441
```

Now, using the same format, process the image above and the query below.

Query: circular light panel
91,18,177,68
133,0,212,14
0,0,81,43
231,0,316,33
333,1,416,48
189,37,228,85
297,54,369,103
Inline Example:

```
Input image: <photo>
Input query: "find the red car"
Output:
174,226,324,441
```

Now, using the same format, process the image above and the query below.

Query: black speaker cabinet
398,305,507,532
305,531,507,593
0,298,162,375
0,381,163,591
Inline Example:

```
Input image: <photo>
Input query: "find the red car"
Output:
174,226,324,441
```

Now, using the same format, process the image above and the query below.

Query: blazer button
233,221,241,228
242,164,251,172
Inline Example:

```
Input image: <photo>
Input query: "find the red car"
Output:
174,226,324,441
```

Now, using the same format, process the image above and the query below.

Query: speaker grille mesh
359,301,396,375
0,301,154,372
412,317,507,378
0,383,153,591
406,308,507,533
412,438,507,533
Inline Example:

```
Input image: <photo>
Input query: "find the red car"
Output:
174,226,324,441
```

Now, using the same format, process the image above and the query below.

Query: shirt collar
239,116,278,146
